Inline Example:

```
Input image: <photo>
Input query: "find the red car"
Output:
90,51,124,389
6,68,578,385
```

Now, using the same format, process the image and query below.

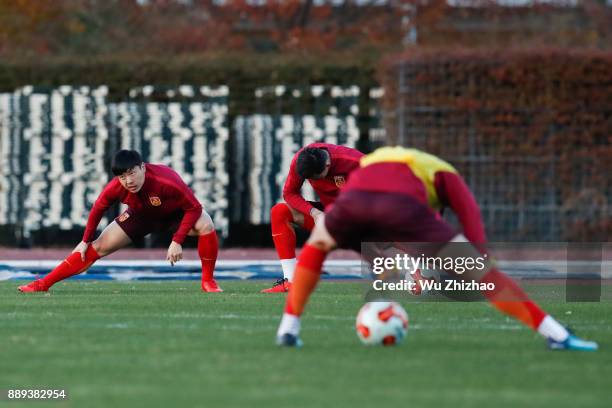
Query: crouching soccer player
276,146,598,351
262,143,363,293
18,149,222,293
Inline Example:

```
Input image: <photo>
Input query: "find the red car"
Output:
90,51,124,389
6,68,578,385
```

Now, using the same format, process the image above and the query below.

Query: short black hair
296,147,328,179
111,150,143,176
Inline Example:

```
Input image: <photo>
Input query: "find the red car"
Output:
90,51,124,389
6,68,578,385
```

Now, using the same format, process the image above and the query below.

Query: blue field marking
0,260,363,281
1,260,608,282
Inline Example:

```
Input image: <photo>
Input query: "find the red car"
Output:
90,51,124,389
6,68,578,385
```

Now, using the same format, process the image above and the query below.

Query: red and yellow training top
344,146,486,243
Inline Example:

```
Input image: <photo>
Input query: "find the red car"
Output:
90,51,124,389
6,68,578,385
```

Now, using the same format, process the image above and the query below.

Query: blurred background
0,0,610,248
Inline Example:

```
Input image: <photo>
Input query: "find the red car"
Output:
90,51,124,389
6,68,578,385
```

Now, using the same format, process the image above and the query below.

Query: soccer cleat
547,333,598,351
276,333,303,347
18,279,49,293
260,278,291,293
201,279,223,293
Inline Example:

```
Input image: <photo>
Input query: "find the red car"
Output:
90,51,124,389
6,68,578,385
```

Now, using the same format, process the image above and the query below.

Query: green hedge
0,53,379,110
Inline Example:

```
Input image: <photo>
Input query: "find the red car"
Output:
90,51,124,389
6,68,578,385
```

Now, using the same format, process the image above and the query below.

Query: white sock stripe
280,258,297,282
537,315,569,342
277,313,301,337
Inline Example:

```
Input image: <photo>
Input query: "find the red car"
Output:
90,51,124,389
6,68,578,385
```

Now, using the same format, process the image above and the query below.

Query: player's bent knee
91,240,108,257
199,221,215,235
193,213,214,235
271,203,292,223
307,239,334,252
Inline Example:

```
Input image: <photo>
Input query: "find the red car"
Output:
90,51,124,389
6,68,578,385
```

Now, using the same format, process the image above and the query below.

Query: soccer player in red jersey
18,150,222,293
276,146,598,351
262,143,364,293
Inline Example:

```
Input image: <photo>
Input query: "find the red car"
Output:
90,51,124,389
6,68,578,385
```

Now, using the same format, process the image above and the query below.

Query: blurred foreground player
262,143,363,293
276,146,598,351
19,150,222,293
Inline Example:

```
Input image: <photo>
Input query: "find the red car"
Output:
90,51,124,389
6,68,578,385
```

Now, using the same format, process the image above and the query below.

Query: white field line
1,260,610,278
0,260,359,267
1,259,610,268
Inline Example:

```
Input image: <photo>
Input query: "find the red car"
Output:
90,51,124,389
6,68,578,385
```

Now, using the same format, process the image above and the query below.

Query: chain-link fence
381,50,612,241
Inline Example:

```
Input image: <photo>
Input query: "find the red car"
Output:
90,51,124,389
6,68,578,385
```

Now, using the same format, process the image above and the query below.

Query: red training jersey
82,164,202,245
283,143,364,216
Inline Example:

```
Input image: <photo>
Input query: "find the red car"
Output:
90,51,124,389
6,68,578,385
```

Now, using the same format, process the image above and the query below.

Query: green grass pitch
1,281,611,408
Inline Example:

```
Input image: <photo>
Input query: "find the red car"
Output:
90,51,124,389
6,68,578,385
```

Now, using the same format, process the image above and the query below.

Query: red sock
41,245,100,288
271,203,297,259
284,244,327,316
198,230,218,283
481,268,546,330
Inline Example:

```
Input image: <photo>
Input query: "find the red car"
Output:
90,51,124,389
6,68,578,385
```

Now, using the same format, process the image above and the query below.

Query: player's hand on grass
72,241,90,261
166,241,183,266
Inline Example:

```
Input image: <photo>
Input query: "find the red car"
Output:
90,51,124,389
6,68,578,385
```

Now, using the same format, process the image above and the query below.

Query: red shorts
115,208,184,242
324,190,456,252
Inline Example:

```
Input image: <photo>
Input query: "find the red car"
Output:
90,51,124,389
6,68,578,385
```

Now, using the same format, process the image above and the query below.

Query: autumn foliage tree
0,0,415,58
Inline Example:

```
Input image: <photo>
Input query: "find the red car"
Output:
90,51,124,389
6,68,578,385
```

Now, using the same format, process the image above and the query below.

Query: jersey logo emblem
334,175,346,188
149,196,162,206
118,212,130,223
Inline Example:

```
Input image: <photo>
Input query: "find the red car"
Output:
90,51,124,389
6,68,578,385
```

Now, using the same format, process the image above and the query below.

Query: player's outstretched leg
276,216,335,346
192,211,222,293
446,235,598,351
276,244,326,346
18,246,101,293
18,221,131,293
480,267,598,351
263,203,302,293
